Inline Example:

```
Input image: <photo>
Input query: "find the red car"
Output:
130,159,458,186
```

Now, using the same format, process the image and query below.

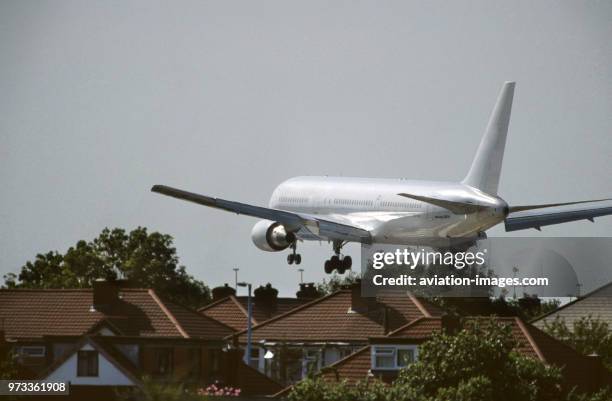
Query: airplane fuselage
152,81,612,273
269,176,508,247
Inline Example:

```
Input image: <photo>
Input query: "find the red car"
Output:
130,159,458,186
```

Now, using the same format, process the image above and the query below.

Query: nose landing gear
324,240,352,274
287,242,301,265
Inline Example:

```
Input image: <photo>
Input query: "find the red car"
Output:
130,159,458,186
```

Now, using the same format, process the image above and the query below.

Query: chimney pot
254,283,279,313
212,283,236,301
296,282,322,299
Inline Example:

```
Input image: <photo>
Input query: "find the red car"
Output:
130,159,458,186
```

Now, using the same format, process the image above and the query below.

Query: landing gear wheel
342,256,352,270
287,242,301,265
324,260,333,274
323,240,350,274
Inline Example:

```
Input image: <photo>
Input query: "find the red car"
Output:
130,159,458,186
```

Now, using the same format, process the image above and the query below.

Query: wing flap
151,185,371,243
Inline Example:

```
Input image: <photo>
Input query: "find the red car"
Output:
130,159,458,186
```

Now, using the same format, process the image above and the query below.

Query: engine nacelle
251,220,296,252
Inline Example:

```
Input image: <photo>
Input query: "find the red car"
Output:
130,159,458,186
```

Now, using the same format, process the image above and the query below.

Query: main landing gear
287,242,302,265
324,240,352,274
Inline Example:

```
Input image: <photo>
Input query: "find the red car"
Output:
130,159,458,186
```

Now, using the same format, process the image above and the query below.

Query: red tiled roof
199,296,311,332
531,282,612,330
237,361,284,396
199,297,249,332
298,316,597,389
162,299,234,340
383,316,543,359
234,290,443,343
0,288,232,340
386,317,443,339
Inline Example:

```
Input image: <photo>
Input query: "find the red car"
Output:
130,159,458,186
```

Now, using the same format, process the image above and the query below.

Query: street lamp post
298,268,304,284
233,268,239,291
237,281,252,365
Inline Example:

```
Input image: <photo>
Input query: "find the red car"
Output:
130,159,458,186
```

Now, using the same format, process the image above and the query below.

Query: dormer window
371,345,417,370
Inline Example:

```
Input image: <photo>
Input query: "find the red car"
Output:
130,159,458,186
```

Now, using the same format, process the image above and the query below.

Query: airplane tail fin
462,81,515,195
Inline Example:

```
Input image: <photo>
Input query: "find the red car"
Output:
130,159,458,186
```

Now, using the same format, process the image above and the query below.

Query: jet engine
251,220,296,252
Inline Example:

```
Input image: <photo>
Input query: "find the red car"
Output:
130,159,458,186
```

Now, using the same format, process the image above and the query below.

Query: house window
248,348,260,370
20,346,46,357
371,345,418,370
154,348,173,375
302,348,322,377
372,347,395,369
396,348,416,367
77,351,99,377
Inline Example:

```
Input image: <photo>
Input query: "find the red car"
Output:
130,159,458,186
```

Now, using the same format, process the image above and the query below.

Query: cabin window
77,350,99,377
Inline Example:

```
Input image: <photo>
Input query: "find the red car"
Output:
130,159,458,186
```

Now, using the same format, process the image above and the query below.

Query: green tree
3,227,211,309
316,271,360,295
287,377,388,401
544,315,612,371
391,318,563,401
288,319,567,401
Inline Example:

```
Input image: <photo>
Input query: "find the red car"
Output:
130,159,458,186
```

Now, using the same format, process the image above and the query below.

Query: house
230,283,443,385
269,315,605,397
532,282,612,331
0,279,282,399
199,283,318,332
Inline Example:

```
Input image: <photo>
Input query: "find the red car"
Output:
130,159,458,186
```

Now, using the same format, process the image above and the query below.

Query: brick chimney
296,283,322,300
212,283,236,301
254,283,279,313
92,279,122,312
349,280,377,312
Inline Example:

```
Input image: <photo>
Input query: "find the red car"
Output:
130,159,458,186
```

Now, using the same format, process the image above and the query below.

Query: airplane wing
151,185,372,243
504,202,612,232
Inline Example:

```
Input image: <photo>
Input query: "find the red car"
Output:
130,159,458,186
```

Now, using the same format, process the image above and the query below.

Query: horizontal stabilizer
505,201,612,232
509,198,612,213
397,193,486,214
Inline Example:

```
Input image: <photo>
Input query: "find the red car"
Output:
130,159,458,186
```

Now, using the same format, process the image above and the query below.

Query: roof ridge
230,290,348,339
165,298,236,334
407,293,432,317
529,281,612,323
385,316,430,337
513,317,546,362
229,295,256,325
147,289,189,338
197,295,234,312
521,318,591,360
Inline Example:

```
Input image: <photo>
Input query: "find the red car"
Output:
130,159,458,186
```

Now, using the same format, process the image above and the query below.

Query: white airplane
152,82,612,274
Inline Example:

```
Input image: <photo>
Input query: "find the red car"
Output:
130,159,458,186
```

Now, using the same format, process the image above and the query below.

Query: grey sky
1,1,611,297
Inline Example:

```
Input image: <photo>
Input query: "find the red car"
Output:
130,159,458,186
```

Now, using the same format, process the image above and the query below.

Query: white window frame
371,345,418,370
301,348,323,378
20,346,46,357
